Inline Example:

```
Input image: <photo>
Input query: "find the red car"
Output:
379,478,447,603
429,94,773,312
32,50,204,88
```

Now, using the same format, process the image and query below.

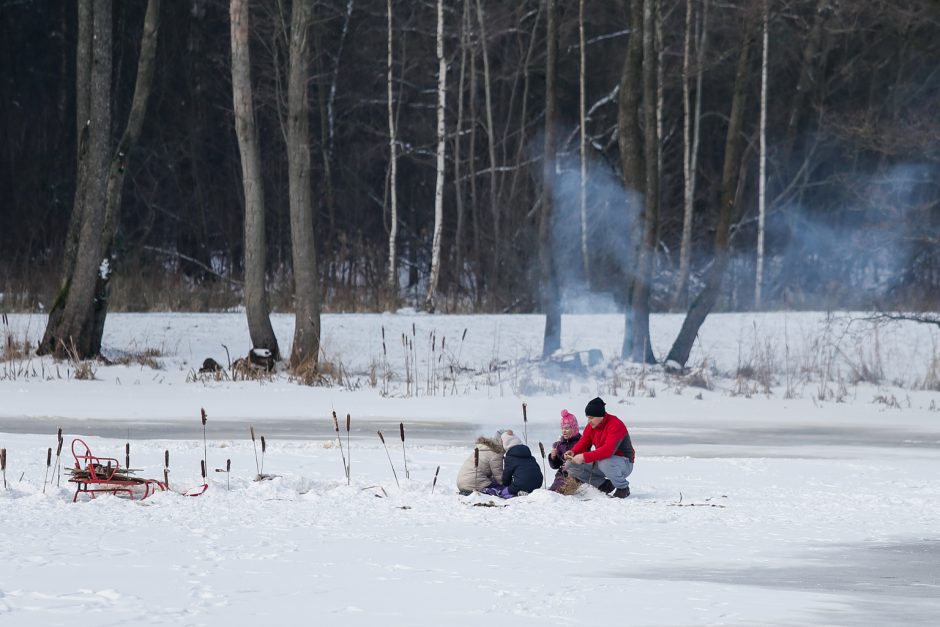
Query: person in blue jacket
495,432,543,498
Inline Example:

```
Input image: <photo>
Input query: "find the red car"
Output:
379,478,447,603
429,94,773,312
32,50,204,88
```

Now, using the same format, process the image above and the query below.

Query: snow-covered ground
1,311,939,626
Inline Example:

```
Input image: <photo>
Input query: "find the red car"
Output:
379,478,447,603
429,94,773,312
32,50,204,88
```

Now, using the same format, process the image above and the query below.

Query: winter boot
596,479,615,494
612,486,631,499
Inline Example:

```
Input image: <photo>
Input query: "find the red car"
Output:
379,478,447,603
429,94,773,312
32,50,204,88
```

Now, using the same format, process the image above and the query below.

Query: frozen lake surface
2,311,939,625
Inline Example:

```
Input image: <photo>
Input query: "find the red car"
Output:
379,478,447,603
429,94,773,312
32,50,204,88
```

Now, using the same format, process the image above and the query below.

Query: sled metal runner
68,438,207,502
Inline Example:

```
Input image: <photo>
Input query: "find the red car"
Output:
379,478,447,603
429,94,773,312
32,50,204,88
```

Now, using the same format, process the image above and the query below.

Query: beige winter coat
456,436,505,492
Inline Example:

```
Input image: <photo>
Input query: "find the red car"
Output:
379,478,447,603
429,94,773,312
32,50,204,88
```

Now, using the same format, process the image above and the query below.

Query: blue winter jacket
501,444,543,495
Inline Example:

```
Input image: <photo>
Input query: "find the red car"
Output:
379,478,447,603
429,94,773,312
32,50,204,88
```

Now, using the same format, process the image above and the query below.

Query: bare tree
231,0,280,360
83,0,162,353
578,0,589,282
666,7,757,369
286,0,320,369
755,0,769,309
37,0,159,357
672,0,708,310
618,0,644,360
425,0,446,313
386,0,399,299
38,0,112,359
475,0,500,282
627,0,659,364
541,0,561,359
452,0,470,297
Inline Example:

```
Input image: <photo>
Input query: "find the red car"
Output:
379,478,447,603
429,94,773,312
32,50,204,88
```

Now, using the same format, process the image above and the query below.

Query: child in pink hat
548,409,582,492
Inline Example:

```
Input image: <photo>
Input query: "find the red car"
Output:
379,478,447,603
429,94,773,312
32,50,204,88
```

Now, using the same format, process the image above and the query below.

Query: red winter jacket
570,412,635,464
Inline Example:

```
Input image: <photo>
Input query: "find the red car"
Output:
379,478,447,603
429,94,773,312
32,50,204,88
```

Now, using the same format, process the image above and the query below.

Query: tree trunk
287,0,320,369
453,0,470,297
425,0,446,312
323,0,355,243
578,0,589,284
475,0,500,290
86,0,161,352
230,0,280,360
755,0,769,309
540,0,561,359
628,0,658,364
386,0,399,300
618,0,644,360
468,39,482,306
38,0,112,359
38,0,94,356
666,11,757,369
783,0,828,159
673,0,707,310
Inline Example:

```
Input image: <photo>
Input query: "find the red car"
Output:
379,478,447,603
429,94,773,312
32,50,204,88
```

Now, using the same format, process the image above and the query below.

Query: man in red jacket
564,397,635,498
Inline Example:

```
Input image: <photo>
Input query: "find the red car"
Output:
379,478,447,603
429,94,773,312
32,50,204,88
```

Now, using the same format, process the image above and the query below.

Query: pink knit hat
560,409,579,434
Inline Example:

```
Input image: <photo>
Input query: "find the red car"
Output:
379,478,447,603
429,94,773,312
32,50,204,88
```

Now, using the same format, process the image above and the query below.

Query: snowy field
2,311,939,626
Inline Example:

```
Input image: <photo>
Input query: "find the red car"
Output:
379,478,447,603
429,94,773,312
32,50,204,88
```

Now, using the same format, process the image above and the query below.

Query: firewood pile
66,463,148,484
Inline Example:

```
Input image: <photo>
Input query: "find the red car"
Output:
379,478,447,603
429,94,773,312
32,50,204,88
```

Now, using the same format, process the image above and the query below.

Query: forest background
1,0,938,365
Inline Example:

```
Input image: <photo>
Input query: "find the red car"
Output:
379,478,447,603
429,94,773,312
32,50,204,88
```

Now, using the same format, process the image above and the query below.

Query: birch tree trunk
666,11,757,369
287,0,320,369
453,0,470,296
468,43,482,305
231,0,280,360
755,0,769,309
425,0,446,312
578,0,589,283
38,0,112,359
540,0,561,359
386,0,399,299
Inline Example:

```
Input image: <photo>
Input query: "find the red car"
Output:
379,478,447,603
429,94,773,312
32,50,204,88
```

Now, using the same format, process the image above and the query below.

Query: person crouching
495,432,543,498
563,397,634,498
548,409,582,492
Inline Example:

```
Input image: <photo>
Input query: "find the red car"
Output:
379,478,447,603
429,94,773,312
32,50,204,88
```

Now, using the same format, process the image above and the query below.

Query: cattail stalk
377,431,400,488
200,408,208,476
474,447,479,488
431,465,440,494
53,428,63,486
332,411,349,481
43,447,52,493
538,442,547,489
260,436,267,476
346,413,351,483
399,422,410,479
522,403,528,444
250,425,260,476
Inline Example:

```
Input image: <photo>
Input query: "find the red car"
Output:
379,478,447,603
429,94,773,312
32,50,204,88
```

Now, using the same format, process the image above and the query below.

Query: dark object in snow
545,349,604,375
199,358,223,373
249,348,275,371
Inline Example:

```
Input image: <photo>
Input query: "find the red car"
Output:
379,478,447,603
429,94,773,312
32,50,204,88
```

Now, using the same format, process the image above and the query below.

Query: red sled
68,438,207,502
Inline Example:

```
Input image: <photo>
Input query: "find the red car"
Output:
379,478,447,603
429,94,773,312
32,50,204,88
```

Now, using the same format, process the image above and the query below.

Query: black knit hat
585,397,606,418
